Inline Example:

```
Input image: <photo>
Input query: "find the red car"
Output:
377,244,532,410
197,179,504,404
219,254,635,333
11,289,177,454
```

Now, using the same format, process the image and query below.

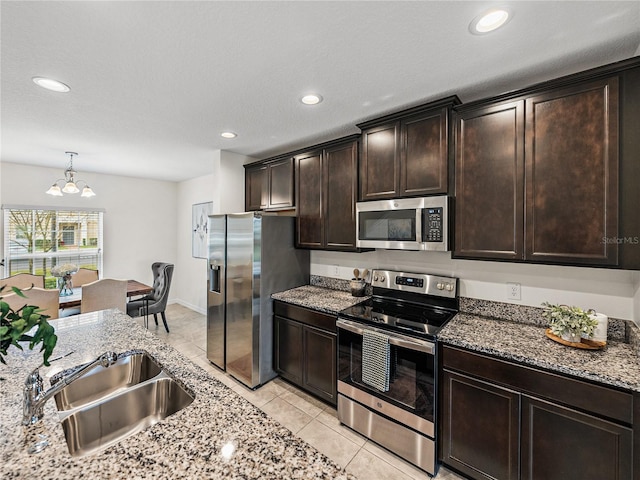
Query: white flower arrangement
542,302,598,341
51,263,79,277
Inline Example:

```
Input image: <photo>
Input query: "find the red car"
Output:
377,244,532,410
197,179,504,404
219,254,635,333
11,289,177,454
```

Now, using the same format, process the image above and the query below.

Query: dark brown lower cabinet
273,301,337,406
274,315,303,384
521,397,632,480
442,371,519,480
441,345,634,480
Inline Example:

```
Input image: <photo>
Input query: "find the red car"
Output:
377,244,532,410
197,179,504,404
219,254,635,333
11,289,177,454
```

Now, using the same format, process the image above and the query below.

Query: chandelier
45,152,96,197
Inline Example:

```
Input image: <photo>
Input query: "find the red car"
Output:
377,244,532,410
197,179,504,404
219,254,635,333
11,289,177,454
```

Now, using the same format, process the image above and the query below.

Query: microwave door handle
416,208,423,243
337,319,435,355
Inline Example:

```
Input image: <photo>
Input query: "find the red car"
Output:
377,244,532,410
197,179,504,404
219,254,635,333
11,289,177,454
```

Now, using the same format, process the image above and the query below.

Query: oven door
336,318,436,437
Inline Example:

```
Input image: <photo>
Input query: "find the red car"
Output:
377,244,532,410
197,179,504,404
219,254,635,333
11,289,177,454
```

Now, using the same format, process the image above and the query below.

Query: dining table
58,279,154,325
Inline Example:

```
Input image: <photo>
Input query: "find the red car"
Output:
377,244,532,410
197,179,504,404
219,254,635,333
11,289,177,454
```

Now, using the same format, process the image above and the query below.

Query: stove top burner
339,297,456,339
338,269,459,340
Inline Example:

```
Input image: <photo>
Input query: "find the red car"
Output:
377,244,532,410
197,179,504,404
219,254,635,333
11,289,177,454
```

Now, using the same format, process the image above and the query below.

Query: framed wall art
192,201,213,259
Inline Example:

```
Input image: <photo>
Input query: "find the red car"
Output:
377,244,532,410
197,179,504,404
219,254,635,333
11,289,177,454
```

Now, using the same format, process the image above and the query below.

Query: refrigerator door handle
209,264,221,293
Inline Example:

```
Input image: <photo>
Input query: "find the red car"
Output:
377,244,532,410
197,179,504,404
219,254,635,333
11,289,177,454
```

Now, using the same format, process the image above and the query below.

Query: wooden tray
545,329,606,350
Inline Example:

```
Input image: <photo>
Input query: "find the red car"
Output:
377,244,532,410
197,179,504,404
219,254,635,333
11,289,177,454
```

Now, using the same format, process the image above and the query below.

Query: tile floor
136,304,465,480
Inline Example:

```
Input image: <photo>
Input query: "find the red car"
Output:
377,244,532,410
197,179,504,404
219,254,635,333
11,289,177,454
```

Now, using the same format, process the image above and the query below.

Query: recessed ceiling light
301,94,323,105
469,9,511,34
32,76,70,93
221,131,237,139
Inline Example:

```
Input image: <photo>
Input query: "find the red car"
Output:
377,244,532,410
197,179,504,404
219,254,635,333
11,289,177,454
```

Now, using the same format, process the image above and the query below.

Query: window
3,206,103,288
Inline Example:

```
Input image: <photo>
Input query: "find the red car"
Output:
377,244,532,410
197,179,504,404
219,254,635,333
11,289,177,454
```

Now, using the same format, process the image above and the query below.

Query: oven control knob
380,276,385,282
436,282,444,290
374,275,379,282
445,283,454,291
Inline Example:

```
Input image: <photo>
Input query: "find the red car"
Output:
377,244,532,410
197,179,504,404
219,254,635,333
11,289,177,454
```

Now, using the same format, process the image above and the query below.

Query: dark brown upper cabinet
295,136,359,251
244,157,294,211
358,96,460,201
455,100,525,261
454,75,620,266
525,79,619,265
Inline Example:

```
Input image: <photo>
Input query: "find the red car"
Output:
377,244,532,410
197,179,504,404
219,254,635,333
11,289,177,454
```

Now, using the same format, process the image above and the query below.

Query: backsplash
460,297,629,343
310,275,373,295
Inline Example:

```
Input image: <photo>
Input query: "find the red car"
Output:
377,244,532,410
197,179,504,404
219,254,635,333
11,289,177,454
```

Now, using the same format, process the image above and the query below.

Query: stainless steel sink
54,352,163,411
52,351,195,457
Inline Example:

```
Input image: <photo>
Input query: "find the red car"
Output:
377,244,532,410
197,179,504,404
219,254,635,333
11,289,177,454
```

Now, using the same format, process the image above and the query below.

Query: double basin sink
51,350,195,457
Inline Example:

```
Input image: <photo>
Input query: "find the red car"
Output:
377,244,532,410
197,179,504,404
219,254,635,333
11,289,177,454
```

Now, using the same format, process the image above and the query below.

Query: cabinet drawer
273,301,336,332
442,345,632,424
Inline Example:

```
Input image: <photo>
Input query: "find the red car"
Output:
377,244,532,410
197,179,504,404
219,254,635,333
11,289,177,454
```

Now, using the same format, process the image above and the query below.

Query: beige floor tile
296,419,361,468
279,389,325,418
232,382,278,408
270,377,299,393
260,397,313,434
315,409,367,447
346,449,414,480
434,465,466,479
363,440,432,480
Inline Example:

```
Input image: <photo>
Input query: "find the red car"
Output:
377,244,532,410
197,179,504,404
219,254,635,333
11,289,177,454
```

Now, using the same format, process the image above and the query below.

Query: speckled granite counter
0,310,355,479
439,312,640,393
271,285,368,315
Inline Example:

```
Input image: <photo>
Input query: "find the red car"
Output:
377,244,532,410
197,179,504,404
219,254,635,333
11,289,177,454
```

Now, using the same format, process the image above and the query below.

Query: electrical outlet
333,265,340,277
507,282,521,301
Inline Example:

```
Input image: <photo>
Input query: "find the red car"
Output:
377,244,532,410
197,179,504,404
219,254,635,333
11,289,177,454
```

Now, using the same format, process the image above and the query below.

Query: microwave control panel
425,207,443,242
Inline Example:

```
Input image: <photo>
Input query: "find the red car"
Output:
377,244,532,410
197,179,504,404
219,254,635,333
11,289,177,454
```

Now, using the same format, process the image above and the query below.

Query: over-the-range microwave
356,195,450,251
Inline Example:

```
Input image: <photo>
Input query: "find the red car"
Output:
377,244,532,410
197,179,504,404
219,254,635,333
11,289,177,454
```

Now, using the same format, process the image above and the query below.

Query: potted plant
542,302,598,343
0,286,58,366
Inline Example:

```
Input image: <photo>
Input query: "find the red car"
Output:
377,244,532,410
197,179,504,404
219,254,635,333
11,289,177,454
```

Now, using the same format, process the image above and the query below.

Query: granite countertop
1,310,354,479
439,312,640,393
272,285,368,315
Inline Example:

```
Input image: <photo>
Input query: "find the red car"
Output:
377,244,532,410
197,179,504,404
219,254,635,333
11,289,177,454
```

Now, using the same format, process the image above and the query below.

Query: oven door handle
337,318,435,355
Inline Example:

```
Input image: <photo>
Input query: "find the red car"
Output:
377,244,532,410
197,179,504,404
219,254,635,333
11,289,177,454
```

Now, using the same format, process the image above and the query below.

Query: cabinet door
359,122,399,200
324,141,358,250
245,165,268,211
302,325,337,405
400,108,448,196
274,316,303,384
296,151,323,248
268,158,294,209
442,370,520,480
454,101,525,260
521,396,632,480
525,77,619,265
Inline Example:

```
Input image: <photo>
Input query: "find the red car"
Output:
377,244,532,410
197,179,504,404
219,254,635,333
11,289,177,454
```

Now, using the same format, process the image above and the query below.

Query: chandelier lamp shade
45,152,96,197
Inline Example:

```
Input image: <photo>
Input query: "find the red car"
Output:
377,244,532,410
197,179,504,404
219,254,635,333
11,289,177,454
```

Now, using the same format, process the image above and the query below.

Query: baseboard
169,298,206,315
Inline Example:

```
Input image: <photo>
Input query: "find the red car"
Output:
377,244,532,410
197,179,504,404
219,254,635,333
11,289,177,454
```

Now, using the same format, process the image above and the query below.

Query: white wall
174,150,254,314
312,250,639,322
1,162,177,294
175,174,214,313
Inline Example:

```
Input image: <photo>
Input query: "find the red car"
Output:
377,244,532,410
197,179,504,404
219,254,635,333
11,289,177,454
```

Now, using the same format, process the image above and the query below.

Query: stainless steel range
337,269,458,476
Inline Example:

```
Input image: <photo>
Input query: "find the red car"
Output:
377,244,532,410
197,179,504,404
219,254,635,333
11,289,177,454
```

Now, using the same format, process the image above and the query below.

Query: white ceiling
2,1,639,182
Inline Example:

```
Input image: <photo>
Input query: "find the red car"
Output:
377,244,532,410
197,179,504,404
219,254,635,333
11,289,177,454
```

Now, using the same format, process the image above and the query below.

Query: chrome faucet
23,351,118,426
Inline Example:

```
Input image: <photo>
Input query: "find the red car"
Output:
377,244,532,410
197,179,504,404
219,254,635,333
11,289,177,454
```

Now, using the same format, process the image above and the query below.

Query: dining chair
80,278,127,314
1,273,45,290
72,268,99,287
1,287,60,320
126,263,174,332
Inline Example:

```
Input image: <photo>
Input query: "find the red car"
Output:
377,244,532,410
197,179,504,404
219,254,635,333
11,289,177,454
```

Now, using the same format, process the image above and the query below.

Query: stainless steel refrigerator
206,212,309,388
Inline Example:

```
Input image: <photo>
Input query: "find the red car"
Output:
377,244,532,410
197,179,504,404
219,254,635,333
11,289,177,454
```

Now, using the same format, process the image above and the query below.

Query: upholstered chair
1,287,60,319
72,268,99,287
1,273,45,290
80,278,127,314
126,263,174,333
